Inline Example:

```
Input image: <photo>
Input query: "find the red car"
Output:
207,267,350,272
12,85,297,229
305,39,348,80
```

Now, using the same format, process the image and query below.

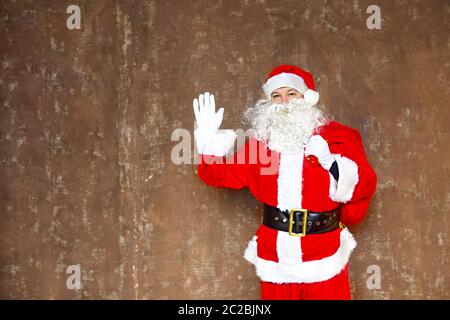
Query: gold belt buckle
288,208,308,237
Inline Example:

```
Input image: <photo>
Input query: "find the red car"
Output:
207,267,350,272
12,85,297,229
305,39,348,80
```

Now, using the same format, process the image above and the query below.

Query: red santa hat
262,64,320,105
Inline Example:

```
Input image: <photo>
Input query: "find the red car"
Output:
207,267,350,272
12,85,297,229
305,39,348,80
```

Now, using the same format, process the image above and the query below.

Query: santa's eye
272,94,280,98
288,92,296,96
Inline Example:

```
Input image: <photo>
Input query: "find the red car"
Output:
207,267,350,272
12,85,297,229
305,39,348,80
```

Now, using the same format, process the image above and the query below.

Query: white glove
305,135,335,170
193,92,223,135
193,92,236,156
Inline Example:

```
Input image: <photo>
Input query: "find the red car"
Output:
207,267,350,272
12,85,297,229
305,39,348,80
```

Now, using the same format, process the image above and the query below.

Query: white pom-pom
303,89,320,105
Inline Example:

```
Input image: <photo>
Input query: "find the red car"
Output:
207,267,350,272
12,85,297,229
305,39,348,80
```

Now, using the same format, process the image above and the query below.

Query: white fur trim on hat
263,72,308,98
303,89,320,106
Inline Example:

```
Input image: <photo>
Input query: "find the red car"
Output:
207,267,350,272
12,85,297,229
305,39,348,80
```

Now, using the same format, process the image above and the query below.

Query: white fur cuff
329,154,359,203
194,129,236,157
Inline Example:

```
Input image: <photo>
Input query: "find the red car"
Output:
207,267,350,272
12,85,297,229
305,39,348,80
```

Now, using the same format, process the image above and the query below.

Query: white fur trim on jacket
276,152,303,212
194,129,236,157
276,230,303,265
329,154,359,203
243,228,357,284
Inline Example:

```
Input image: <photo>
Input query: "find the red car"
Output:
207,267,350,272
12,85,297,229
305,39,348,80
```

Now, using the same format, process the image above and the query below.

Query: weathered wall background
0,0,449,299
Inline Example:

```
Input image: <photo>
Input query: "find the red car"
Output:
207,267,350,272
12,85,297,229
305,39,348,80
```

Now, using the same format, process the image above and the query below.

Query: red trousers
261,265,351,300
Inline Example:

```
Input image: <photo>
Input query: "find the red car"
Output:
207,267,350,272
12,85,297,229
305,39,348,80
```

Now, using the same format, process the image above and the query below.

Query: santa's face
245,92,328,154
270,87,304,104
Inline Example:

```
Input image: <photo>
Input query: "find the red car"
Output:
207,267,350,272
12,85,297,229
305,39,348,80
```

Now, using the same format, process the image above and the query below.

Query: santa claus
193,65,377,300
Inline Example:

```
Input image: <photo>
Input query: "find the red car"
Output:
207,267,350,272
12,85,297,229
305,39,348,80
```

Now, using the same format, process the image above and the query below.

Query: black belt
263,204,341,236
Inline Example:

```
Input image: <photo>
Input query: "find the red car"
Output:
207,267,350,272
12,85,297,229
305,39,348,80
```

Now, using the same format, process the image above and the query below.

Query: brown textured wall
0,0,449,299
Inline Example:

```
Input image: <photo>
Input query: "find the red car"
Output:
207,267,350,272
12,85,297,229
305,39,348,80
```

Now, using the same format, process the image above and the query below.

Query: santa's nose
282,96,292,104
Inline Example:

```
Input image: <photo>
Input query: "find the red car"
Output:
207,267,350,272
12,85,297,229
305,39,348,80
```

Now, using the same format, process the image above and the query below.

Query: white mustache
268,98,310,112
244,98,327,153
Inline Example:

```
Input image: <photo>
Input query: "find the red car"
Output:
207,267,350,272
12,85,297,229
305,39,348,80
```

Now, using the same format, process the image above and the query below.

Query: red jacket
197,121,377,284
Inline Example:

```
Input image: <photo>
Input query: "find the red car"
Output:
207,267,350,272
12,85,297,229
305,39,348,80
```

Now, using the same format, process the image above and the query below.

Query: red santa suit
193,65,377,300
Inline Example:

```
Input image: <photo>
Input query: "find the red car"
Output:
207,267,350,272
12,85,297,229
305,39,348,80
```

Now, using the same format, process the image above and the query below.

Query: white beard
244,98,328,154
